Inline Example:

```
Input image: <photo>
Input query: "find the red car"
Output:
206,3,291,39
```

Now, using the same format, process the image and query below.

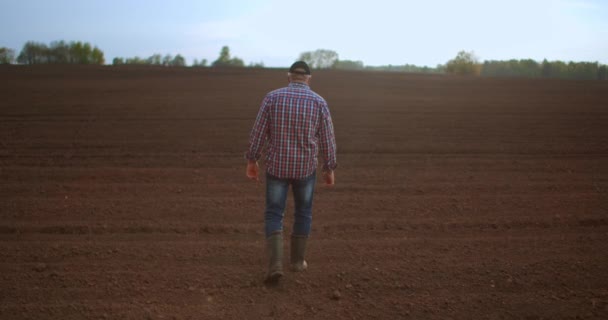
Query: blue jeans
265,171,316,238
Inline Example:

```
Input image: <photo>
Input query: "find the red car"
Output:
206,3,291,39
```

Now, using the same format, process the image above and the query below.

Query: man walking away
245,61,337,283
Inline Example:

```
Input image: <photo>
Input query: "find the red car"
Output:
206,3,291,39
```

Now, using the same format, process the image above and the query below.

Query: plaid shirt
246,82,337,179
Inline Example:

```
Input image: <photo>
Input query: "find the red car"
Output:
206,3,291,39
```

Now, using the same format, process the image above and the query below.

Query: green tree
248,61,265,68
0,47,16,64
598,65,608,80
17,41,49,64
81,42,93,64
90,47,104,64
212,46,244,67
170,54,186,67
192,58,208,67
112,57,124,65
213,46,231,66
162,54,173,66
298,49,339,69
541,59,553,78
229,57,244,67
125,56,146,64
48,41,70,63
70,41,85,63
481,59,541,78
147,54,162,65
67,41,103,64
567,61,598,80
552,61,568,79
446,50,480,75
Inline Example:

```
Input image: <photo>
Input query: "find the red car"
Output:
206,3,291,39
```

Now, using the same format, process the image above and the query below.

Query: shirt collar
289,82,309,89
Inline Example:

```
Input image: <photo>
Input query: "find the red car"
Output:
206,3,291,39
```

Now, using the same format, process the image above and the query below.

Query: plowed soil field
1,66,607,319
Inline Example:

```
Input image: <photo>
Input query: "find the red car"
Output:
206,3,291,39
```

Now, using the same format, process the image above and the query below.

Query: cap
289,61,311,75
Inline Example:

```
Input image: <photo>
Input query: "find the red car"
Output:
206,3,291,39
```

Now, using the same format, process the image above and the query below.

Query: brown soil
1,65,607,319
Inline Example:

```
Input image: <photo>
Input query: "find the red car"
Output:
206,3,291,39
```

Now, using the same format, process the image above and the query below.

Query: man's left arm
245,97,271,181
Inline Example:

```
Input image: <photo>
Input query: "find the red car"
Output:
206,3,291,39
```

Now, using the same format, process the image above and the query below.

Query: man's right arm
318,104,337,185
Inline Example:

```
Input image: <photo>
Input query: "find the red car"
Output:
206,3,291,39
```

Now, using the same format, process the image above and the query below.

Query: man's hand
323,170,335,187
246,160,260,182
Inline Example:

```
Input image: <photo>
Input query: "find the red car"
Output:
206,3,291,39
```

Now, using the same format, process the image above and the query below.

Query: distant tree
519,59,540,77
0,47,16,64
212,46,244,67
333,59,364,70
598,65,608,80
446,50,480,75
213,46,231,66
567,61,598,80
48,41,70,63
298,49,339,69
125,56,146,64
541,59,553,78
90,47,104,64
117,53,185,66
147,54,162,65
17,41,49,64
68,41,104,64
550,60,569,79
363,63,443,74
170,54,186,67
68,41,93,64
230,57,245,67
400,64,432,73
69,41,83,63
248,61,265,68
162,54,173,66
81,42,93,64
192,58,208,67
481,59,541,78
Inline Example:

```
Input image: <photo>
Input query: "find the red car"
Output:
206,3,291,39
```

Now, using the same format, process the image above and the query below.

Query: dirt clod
331,290,342,300
33,263,48,272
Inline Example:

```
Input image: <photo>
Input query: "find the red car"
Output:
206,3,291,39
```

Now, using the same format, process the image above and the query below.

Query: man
245,61,337,283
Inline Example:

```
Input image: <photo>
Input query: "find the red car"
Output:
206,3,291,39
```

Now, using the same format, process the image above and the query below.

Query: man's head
288,61,312,84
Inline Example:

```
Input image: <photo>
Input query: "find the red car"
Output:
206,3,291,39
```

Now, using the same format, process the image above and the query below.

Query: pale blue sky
1,0,607,66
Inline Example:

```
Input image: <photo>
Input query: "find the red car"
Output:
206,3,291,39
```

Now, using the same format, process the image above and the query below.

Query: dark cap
289,61,311,75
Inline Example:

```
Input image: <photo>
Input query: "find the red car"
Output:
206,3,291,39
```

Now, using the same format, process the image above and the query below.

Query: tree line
112,54,187,67
298,49,607,80
1,41,105,65
298,49,445,73
482,59,607,80
112,46,263,68
1,42,606,80
0,42,253,68
445,51,607,80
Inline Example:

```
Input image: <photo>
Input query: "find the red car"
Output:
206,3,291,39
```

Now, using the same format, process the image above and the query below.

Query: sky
1,0,607,67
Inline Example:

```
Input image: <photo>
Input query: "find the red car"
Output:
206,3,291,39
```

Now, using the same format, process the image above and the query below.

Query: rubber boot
290,235,308,272
265,233,283,283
